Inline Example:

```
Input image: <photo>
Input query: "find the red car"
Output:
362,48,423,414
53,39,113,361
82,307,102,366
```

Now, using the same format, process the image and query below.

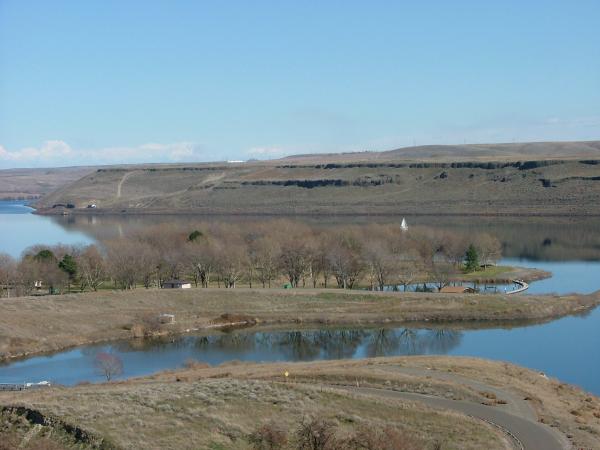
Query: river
0,201,599,393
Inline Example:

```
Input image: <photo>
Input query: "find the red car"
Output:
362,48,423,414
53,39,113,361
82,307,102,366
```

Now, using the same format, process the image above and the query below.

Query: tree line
0,221,502,297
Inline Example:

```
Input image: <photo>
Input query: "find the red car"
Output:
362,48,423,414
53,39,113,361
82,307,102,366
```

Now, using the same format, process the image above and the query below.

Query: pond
1,308,599,393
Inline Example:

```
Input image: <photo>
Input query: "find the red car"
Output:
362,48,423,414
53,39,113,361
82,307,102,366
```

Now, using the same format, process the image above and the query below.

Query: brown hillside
31,141,600,216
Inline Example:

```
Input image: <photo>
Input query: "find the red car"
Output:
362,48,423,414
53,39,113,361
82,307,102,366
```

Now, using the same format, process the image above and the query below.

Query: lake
0,200,599,393
0,200,92,257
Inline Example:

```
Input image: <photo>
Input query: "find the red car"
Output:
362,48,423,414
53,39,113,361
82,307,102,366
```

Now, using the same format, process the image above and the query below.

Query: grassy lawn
460,265,512,280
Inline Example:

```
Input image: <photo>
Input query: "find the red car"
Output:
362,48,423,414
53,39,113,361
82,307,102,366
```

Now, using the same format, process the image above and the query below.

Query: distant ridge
279,140,600,164
29,140,600,217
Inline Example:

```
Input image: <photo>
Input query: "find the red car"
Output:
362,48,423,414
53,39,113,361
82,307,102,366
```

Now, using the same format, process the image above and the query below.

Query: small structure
162,280,192,289
34,280,43,289
158,313,175,324
87,203,97,208
439,286,477,294
400,217,408,231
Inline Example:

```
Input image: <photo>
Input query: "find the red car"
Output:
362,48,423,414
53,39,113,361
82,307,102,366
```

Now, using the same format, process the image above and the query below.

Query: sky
0,1,599,168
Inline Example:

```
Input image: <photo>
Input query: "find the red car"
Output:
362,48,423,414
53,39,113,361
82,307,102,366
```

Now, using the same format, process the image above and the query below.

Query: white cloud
0,141,210,168
245,146,290,158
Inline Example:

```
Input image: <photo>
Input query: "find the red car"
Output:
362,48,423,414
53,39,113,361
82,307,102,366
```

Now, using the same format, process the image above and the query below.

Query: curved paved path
380,366,538,421
349,387,566,450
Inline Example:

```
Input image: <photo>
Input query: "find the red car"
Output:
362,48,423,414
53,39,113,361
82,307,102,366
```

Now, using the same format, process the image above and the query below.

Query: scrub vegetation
2,356,599,449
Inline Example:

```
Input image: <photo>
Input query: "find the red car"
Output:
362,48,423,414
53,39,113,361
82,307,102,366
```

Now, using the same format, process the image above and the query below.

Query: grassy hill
281,140,600,163
0,166,97,200
32,140,600,215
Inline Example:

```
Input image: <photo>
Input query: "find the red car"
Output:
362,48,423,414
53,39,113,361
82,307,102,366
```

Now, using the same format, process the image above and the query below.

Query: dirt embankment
1,288,599,361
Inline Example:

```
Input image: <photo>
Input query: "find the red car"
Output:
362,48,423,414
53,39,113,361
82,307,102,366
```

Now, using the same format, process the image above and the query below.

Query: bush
295,417,338,450
344,425,421,450
248,422,288,450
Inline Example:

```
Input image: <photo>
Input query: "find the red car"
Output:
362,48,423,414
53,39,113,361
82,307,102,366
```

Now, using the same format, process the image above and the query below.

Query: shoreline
33,206,600,217
1,287,598,362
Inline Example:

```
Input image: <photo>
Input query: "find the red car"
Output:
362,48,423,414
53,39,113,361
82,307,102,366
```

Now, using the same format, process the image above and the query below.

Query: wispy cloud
245,146,290,158
0,141,210,168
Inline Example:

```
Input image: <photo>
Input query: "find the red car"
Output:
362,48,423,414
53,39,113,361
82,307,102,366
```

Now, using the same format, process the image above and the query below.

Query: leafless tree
252,237,280,288
430,261,453,290
327,231,364,289
105,240,145,289
441,231,469,268
362,237,398,291
76,245,106,291
475,233,502,267
278,231,311,288
0,253,16,298
94,351,123,381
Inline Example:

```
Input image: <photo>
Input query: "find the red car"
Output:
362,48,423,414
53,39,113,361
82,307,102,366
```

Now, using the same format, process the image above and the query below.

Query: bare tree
76,245,106,291
252,237,280,288
327,231,364,289
0,253,16,298
362,237,397,291
279,239,310,288
475,233,502,268
215,239,247,288
94,351,123,381
430,261,453,290
395,259,417,291
105,241,145,289
440,231,468,268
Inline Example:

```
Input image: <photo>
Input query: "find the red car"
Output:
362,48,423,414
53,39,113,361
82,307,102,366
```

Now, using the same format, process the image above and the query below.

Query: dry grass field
0,288,598,360
1,356,599,449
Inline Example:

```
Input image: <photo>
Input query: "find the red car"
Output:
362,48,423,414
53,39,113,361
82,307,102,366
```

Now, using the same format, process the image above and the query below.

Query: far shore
32,205,600,218
1,287,598,362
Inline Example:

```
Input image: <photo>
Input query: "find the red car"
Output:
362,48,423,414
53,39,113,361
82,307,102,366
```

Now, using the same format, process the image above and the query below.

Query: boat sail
400,217,408,231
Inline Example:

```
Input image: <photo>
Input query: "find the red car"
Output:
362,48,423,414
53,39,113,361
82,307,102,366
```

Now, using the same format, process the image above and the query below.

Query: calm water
0,201,92,257
0,200,599,393
1,310,599,393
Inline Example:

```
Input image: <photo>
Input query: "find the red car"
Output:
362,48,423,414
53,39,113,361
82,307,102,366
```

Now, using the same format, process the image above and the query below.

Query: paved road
334,386,569,450
380,366,538,421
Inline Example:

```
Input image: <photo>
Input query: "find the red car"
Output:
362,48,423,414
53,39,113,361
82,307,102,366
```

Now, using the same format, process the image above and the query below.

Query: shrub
344,425,421,450
248,422,288,450
295,417,338,450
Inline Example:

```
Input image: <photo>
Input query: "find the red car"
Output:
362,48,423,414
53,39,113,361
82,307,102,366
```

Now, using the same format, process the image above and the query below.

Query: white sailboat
400,217,408,231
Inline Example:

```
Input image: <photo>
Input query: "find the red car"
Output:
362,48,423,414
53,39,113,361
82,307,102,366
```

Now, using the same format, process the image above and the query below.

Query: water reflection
0,327,464,387
108,327,464,362
46,212,600,261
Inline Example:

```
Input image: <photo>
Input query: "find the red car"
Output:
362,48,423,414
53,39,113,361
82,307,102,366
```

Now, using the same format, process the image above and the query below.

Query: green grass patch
460,265,512,280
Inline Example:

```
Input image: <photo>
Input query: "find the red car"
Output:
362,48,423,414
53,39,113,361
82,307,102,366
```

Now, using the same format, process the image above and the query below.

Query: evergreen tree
464,244,479,272
59,254,78,292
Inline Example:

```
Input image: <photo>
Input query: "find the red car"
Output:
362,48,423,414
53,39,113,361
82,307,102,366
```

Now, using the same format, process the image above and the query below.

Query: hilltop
28,140,600,216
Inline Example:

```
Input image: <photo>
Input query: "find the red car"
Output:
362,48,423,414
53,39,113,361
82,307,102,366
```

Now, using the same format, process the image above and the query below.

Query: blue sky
0,1,599,168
